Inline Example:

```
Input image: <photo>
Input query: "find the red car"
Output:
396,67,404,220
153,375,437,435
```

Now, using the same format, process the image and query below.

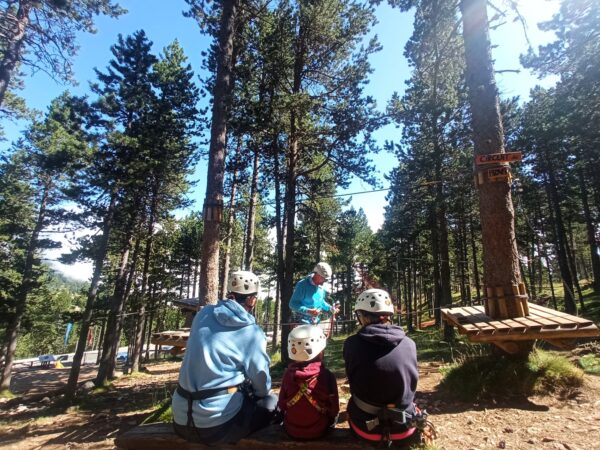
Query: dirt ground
1,360,599,450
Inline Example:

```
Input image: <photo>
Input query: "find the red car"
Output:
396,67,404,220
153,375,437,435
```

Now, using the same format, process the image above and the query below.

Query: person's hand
307,308,320,316
332,305,340,314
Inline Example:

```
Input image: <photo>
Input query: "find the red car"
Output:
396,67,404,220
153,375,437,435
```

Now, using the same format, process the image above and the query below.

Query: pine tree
0,0,125,107
0,92,88,391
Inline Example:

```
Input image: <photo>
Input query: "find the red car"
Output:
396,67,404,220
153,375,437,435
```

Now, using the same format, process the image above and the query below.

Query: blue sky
1,0,561,279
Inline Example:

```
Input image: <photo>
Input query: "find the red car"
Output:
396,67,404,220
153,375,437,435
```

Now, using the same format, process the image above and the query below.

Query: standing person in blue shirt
290,262,337,325
172,271,278,445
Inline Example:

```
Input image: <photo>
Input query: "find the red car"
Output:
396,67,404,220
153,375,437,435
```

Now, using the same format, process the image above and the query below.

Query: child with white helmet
278,324,339,439
343,288,423,446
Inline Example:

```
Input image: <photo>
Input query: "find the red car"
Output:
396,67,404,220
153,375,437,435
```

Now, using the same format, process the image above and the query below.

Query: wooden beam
492,341,520,354
468,326,600,342
544,339,577,351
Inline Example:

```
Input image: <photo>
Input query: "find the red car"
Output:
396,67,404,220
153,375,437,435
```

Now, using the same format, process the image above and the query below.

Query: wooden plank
496,319,527,333
442,309,480,335
447,308,496,333
468,325,600,342
521,315,560,329
451,308,496,334
511,317,543,331
528,303,593,326
461,306,511,333
527,307,579,327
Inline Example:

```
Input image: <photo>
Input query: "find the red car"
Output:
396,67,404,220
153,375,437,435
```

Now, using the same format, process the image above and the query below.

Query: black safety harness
352,394,436,447
176,383,240,430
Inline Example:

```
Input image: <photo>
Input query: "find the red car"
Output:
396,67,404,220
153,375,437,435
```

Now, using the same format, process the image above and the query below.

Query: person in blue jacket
172,270,277,445
290,262,337,325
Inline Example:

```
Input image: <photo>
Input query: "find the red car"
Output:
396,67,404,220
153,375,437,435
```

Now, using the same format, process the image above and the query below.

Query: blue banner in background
64,322,73,346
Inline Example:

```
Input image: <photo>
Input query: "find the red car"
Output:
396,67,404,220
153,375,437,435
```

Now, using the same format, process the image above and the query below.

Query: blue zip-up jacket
172,299,271,428
289,275,332,324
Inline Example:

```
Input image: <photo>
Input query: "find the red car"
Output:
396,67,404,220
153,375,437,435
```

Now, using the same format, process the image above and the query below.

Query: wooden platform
115,423,375,450
442,303,600,351
151,329,190,348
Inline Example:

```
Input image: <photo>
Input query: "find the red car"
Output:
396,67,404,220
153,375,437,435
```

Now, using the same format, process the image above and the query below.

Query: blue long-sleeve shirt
289,275,332,324
172,299,271,428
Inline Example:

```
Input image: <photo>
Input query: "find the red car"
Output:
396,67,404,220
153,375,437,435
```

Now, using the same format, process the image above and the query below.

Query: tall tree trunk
579,169,600,292
461,0,526,325
544,164,577,314
281,13,306,363
96,318,106,362
198,0,238,307
273,151,284,352
220,142,241,299
408,246,416,332
430,209,442,325
469,215,482,303
0,181,49,391
66,191,117,397
564,222,584,310
131,186,159,372
282,148,298,364
244,149,260,271
0,1,31,107
438,200,454,341
95,232,134,386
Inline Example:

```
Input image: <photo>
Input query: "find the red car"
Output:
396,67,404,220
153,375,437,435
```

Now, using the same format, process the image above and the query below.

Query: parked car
116,351,128,364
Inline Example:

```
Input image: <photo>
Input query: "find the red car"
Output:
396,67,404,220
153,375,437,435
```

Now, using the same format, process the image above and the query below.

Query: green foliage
578,354,600,375
142,398,173,424
0,389,15,399
0,0,126,88
440,349,584,401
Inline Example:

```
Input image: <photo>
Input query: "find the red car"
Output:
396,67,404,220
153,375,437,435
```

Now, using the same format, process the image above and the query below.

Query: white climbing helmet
227,271,260,295
288,325,327,362
355,288,395,315
313,262,332,280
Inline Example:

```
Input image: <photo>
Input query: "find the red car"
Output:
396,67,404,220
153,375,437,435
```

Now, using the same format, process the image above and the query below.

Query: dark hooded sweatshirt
278,360,339,440
343,323,418,436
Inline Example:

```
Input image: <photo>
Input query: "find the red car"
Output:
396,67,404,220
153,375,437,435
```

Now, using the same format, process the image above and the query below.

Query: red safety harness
285,374,328,414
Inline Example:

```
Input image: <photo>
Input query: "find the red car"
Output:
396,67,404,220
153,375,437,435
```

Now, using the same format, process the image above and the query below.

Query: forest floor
1,349,599,450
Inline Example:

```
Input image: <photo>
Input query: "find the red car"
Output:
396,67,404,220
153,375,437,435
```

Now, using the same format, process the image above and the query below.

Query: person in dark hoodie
278,325,339,439
343,288,420,447
172,271,277,445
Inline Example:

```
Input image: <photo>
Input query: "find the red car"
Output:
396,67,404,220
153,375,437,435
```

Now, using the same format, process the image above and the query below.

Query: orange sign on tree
475,151,522,165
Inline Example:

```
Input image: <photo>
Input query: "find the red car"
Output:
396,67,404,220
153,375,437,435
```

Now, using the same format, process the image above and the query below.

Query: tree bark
220,142,241,299
469,215,482,303
95,232,134,386
544,164,577,314
131,186,159,372
0,1,31,107
461,0,525,322
273,150,284,352
198,0,238,307
281,11,306,363
244,149,260,271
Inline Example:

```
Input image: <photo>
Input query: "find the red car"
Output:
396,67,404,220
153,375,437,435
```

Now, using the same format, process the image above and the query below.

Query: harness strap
177,384,240,430
286,378,327,414
177,384,239,401
350,419,416,442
